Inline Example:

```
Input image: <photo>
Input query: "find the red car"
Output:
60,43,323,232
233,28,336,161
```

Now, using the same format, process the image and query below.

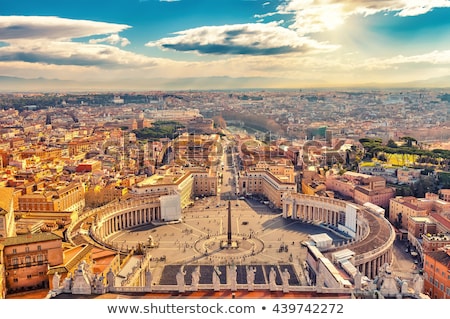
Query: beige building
391,194,450,230
438,189,450,202
18,181,85,214
131,165,217,208
389,196,428,229
421,233,450,253
326,172,396,208
0,232,63,296
353,176,396,209
408,216,437,240
85,183,128,208
20,147,62,162
397,167,421,184
239,162,296,208
67,136,104,157
301,171,327,196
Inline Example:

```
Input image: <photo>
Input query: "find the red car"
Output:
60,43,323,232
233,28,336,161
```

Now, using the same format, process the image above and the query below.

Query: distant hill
0,74,448,93
0,76,81,92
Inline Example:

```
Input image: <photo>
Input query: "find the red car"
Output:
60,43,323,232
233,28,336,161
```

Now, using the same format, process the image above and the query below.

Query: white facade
309,233,333,249
159,194,181,222
337,203,358,238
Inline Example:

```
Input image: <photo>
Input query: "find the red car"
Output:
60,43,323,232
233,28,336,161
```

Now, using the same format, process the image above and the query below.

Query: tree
401,136,417,148
387,139,398,148
359,138,383,159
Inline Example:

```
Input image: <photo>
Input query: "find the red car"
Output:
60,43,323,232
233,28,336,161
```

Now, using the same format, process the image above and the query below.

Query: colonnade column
282,200,291,218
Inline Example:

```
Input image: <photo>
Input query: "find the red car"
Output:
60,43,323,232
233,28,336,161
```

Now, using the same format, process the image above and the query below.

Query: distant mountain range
0,75,449,93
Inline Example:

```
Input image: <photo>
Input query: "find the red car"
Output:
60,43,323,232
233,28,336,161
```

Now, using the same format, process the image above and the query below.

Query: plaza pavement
107,196,347,287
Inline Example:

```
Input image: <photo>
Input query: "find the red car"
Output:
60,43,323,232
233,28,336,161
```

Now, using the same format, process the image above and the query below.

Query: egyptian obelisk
227,200,232,246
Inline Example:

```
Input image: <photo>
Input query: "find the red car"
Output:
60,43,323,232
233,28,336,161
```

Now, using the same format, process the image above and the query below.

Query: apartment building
408,216,437,240
423,246,450,299
326,172,395,207
389,196,428,229
18,181,85,214
239,162,296,208
439,189,450,202
353,176,396,209
0,232,63,296
20,147,63,161
67,136,104,157
131,165,217,208
301,170,327,196
391,194,450,230
397,167,422,184
422,233,450,253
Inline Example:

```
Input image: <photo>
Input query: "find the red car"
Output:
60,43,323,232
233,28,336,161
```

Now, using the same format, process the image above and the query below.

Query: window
13,278,18,283
25,246,29,253
12,248,17,254
37,254,44,265
27,274,32,279
25,256,31,267
37,245,41,251
12,257,18,269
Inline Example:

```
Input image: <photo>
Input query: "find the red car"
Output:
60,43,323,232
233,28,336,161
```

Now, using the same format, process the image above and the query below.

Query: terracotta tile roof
0,232,62,247
0,187,14,215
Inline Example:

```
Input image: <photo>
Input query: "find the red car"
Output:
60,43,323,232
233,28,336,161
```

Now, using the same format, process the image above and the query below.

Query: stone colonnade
283,194,368,237
283,193,394,279
284,195,344,224
356,248,393,279
92,196,162,241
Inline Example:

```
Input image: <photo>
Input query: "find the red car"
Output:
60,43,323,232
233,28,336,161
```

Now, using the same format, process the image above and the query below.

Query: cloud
363,50,450,70
276,0,450,35
206,1,450,59
146,22,339,55
0,41,159,67
89,34,131,47
254,12,278,19
0,16,158,69
0,15,130,41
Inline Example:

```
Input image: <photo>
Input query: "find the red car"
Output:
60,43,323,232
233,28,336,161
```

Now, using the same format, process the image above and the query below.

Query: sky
1,0,450,91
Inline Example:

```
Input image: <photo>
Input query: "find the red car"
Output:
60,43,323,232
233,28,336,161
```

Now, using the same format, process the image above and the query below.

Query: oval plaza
64,161,397,297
